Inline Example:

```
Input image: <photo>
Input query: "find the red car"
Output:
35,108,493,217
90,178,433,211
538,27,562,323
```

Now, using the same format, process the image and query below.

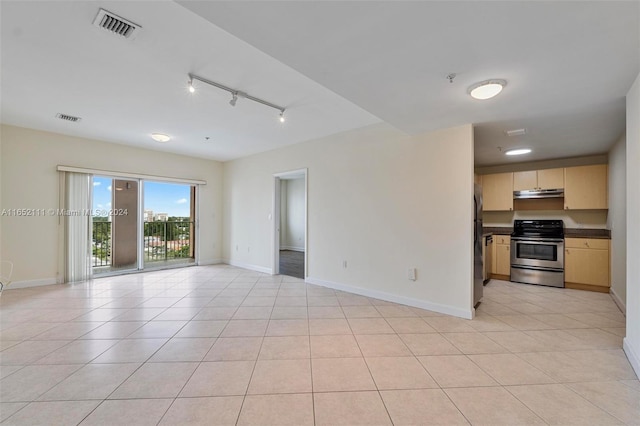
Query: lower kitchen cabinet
564,238,610,290
491,235,511,278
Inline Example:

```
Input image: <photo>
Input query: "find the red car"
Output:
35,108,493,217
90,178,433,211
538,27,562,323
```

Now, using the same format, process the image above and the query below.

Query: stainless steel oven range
510,220,564,288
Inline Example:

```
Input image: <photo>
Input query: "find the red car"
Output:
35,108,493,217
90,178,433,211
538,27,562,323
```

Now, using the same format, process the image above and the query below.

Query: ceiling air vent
92,9,141,39
56,113,82,123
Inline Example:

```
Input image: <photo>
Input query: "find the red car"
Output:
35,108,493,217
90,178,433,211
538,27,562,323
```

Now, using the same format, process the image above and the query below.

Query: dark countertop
483,227,512,235
564,228,611,239
482,227,611,239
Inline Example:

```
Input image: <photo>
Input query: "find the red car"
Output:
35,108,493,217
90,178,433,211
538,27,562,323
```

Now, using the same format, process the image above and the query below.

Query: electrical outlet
342,260,347,269
407,268,417,281
236,245,239,251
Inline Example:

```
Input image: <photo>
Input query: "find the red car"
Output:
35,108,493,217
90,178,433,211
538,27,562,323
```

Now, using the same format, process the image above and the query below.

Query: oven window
516,243,557,261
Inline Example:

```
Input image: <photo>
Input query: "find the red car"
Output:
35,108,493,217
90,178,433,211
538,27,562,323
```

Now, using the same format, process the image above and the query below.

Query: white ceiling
0,1,380,161
1,1,639,166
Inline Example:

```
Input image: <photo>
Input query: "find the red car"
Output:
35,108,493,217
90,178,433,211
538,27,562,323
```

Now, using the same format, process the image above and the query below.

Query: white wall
624,72,640,378
281,178,305,251
0,125,224,286
223,122,476,318
608,133,626,312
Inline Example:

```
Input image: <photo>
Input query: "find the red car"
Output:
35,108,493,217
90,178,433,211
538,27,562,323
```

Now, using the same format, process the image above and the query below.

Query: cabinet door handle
566,249,570,254
565,205,569,210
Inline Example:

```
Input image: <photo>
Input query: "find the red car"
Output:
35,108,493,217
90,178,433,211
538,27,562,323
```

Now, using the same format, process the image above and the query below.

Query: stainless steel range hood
513,189,564,199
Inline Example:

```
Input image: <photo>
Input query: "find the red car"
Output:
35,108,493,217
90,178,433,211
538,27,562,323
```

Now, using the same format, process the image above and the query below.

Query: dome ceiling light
468,79,507,100
151,133,170,142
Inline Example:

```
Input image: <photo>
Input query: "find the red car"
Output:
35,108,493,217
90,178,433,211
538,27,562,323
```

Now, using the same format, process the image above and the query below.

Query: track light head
188,78,195,93
279,111,286,123
229,92,238,107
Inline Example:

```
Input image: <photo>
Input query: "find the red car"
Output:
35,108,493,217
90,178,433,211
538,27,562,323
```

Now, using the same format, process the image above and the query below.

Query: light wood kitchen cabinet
513,168,564,191
564,237,610,288
564,164,608,210
491,235,511,277
482,173,513,211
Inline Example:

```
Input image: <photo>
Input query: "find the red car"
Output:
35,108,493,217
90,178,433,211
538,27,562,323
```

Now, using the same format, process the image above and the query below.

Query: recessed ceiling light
151,133,170,142
505,148,532,156
468,79,507,100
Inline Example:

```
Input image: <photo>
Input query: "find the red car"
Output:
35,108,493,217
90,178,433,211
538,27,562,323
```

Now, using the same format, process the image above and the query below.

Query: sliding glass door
91,176,196,276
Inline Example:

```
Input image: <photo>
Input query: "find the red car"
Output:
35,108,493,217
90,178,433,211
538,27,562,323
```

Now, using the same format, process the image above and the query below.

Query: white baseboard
280,246,305,252
623,338,640,379
610,288,626,315
224,259,273,275
198,258,224,266
305,276,473,319
7,277,60,289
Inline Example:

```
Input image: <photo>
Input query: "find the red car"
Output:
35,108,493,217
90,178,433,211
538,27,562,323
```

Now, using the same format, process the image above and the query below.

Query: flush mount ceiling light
468,79,507,100
188,73,286,122
505,148,532,156
151,133,170,143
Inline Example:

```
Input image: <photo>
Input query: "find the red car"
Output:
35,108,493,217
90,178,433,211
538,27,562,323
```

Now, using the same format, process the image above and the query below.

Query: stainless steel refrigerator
473,184,483,307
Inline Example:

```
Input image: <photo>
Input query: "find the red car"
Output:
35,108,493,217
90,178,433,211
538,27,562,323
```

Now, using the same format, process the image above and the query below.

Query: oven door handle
511,264,564,273
512,239,564,244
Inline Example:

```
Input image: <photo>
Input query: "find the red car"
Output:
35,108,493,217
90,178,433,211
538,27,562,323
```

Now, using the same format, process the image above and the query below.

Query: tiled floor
0,265,638,425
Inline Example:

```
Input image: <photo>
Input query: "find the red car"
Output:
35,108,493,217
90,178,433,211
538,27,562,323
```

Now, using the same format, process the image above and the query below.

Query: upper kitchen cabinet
513,168,564,191
564,164,608,210
482,172,513,211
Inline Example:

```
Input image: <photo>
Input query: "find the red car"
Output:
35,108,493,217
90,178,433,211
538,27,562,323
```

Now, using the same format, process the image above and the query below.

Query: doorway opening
273,169,307,279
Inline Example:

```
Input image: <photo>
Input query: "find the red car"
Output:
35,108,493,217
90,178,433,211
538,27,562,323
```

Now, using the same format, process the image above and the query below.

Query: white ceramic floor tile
2,400,100,426
80,398,173,426
0,364,81,402
445,386,546,425
39,363,141,401
159,396,243,426
507,383,623,425
110,362,198,399
179,361,254,397
380,389,469,425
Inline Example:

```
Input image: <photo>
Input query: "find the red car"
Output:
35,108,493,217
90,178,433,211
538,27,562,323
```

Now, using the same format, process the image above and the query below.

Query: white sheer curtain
65,172,92,283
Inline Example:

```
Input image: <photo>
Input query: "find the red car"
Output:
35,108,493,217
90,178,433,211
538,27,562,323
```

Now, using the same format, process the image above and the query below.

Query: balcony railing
92,221,111,267
92,220,194,268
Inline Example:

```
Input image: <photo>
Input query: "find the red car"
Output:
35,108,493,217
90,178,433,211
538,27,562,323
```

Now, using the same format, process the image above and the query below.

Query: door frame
272,168,308,277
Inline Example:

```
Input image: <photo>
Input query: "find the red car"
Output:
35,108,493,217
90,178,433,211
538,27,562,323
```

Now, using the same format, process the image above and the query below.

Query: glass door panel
143,181,195,269
92,176,139,275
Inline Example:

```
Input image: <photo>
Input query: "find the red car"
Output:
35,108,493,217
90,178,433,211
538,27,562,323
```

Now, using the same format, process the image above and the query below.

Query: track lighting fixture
187,73,287,122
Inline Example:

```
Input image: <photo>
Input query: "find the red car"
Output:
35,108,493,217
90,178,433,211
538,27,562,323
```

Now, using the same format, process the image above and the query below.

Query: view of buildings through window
92,176,194,272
